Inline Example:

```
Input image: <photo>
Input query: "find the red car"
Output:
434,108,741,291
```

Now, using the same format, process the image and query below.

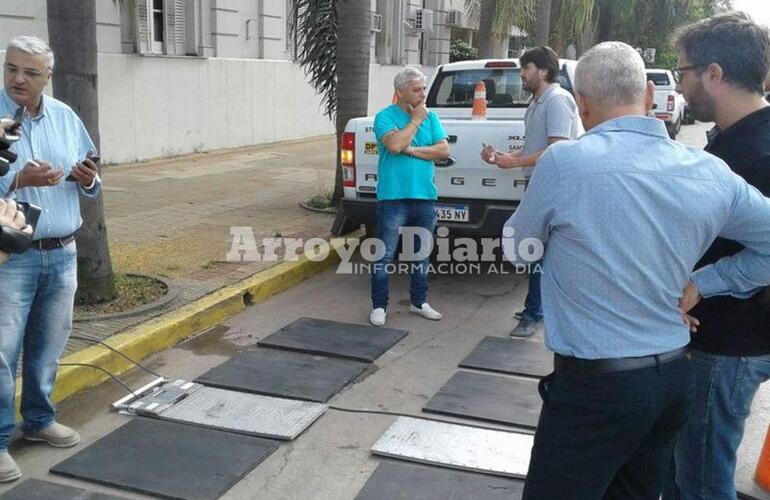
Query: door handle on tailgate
434,157,456,168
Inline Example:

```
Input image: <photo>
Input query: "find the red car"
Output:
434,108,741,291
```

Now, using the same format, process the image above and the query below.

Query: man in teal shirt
370,66,449,327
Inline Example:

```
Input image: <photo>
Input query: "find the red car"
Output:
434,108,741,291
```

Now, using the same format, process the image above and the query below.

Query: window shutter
164,0,187,55
135,0,152,54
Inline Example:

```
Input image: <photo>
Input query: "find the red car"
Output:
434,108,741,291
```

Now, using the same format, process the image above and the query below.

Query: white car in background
646,69,685,139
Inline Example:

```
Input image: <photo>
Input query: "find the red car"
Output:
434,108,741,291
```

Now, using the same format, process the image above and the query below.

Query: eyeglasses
672,64,707,84
3,63,48,80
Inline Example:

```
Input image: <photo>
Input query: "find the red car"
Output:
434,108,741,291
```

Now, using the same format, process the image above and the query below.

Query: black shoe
510,318,541,339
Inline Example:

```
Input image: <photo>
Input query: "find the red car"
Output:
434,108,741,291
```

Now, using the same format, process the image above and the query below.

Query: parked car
646,69,685,138
341,58,578,237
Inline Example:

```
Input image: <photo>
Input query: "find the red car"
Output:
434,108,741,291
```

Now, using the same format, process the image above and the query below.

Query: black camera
0,107,39,255
0,106,25,177
0,202,39,254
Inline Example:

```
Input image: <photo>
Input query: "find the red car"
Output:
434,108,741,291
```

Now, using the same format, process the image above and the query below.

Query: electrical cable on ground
66,336,523,434
70,334,164,378
59,362,138,397
326,404,532,434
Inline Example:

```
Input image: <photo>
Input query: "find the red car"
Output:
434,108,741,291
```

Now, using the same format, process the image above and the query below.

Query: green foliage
654,48,679,70
464,0,538,38
547,0,734,59
450,39,479,62
493,0,538,38
288,0,338,119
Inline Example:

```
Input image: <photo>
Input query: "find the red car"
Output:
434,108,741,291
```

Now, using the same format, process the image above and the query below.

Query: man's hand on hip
679,281,702,332
679,280,702,313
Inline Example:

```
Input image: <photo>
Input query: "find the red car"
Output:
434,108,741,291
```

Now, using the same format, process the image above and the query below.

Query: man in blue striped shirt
506,42,770,499
0,36,102,482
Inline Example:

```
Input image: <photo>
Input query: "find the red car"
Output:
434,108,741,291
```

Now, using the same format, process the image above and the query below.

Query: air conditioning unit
412,8,434,32
371,13,383,33
446,10,462,26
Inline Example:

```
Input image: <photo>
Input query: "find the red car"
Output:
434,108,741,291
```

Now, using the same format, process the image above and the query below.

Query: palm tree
289,0,371,213
535,0,553,45
466,0,538,57
47,0,115,302
478,0,498,58
552,0,729,57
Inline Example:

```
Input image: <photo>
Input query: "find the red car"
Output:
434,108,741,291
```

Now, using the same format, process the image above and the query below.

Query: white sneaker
370,307,386,327
23,421,80,448
0,452,20,483
410,303,442,321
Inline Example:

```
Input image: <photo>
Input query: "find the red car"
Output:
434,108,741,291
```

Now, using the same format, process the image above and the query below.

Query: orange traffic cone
756,424,770,491
472,81,487,120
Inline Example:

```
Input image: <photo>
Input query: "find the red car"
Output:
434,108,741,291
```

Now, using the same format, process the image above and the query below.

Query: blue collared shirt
504,115,770,359
0,90,101,240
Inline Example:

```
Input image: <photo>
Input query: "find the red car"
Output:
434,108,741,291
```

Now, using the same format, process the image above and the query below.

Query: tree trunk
576,14,599,56
477,0,497,59
331,0,371,206
597,0,613,42
535,0,552,46
47,0,115,303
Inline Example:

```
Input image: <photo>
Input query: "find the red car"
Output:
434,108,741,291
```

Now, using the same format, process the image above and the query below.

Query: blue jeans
522,259,543,322
371,199,435,310
0,242,77,451
663,350,770,500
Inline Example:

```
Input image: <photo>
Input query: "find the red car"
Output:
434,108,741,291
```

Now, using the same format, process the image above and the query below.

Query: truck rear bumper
342,197,519,237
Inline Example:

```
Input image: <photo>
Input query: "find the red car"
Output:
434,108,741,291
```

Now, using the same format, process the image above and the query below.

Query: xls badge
364,141,379,155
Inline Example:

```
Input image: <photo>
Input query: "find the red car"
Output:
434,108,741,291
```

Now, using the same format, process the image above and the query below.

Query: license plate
435,204,469,222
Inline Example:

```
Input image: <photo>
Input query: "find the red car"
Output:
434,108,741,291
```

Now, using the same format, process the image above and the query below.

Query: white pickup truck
340,59,577,237
646,69,685,139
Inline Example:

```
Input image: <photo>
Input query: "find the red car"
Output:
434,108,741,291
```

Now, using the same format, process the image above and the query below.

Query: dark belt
554,347,688,375
32,234,75,251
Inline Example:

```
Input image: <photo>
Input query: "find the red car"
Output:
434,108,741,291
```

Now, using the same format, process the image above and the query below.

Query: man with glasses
508,39,770,500
663,13,770,500
0,36,101,482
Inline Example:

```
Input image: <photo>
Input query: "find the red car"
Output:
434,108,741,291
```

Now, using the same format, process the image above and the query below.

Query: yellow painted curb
14,231,363,414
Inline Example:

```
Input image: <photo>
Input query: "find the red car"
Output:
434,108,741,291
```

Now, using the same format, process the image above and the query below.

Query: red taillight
667,95,675,112
341,132,355,187
484,61,516,68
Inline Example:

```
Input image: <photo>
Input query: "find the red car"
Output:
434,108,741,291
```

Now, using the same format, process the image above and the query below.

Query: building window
136,0,188,56
151,0,164,52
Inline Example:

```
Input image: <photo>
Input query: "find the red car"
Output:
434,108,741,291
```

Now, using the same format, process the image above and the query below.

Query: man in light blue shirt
369,66,449,327
0,36,102,482
506,42,770,500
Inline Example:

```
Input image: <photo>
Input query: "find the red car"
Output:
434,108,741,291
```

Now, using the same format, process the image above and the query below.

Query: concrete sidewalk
4,261,768,499
68,134,338,357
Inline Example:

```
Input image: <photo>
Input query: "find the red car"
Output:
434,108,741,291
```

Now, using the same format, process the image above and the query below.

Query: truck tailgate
354,118,528,202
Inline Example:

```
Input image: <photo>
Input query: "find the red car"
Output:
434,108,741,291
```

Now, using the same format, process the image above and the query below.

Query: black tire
667,118,681,140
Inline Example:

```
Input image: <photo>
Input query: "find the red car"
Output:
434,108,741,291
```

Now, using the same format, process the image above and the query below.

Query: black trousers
522,355,694,500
